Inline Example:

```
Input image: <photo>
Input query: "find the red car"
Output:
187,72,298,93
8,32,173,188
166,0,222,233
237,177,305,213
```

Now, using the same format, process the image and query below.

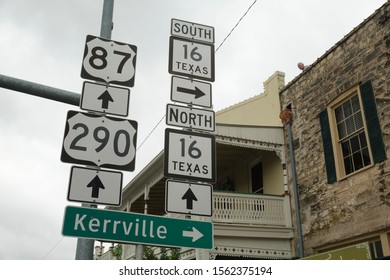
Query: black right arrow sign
177,86,206,99
182,188,198,210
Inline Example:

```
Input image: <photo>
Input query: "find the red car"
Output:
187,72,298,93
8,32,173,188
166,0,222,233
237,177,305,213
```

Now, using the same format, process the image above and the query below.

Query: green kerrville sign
302,242,371,260
62,206,213,249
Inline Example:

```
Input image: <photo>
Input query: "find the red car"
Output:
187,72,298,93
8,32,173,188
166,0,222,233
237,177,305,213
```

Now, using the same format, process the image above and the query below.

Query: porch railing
96,192,291,260
212,191,288,226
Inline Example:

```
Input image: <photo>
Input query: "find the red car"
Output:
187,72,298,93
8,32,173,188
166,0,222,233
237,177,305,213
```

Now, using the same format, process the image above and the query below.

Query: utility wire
41,236,64,259
137,0,258,150
215,0,258,52
137,113,166,151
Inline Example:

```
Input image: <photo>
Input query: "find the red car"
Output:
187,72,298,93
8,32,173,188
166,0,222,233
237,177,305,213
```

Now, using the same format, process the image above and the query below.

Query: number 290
70,123,131,157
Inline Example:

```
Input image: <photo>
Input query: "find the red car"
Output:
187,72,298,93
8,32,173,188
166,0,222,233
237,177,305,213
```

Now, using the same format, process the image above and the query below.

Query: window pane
355,111,363,130
353,152,363,170
362,147,371,166
335,106,343,123
346,116,355,135
359,131,367,148
351,95,360,112
344,156,353,175
342,141,350,157
374,241,384,258
343,100,353,117
350,135,360,153
338,122,347,139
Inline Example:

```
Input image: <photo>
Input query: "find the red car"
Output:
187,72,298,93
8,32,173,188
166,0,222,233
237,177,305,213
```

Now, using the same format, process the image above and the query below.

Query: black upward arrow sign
177,86,206,99
87,175,105,198
97,90,114,109
182,188,198,210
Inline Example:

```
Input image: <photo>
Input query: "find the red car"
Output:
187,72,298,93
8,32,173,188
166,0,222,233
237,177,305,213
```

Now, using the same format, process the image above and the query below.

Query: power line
215,0,258,52
137,113,166,151
41,237,64,259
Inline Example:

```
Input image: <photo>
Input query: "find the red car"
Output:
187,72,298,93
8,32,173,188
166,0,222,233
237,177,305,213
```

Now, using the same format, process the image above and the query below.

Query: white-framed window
329,88,372,178
319,80,386,183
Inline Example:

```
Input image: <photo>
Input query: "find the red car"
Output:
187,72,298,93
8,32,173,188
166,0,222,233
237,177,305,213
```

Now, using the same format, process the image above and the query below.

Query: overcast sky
0,0,386,260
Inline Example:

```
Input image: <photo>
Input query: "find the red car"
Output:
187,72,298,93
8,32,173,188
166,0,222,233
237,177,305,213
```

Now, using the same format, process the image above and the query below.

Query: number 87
89,46,132,74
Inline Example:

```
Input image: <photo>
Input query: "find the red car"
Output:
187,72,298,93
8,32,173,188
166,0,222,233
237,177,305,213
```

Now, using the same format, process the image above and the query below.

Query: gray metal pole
75,214,95,260
75,203,98,260
0,74,80,106
100,0,114,39
287,123,304,258
75,0,115,260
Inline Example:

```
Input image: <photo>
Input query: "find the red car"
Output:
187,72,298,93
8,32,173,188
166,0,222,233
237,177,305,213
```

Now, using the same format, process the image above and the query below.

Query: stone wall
279,2,390,255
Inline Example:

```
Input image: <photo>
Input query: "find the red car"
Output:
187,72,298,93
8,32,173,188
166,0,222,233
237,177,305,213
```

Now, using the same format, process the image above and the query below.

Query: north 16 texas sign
62,206,213,249
61,110,137,171
164,128,216,183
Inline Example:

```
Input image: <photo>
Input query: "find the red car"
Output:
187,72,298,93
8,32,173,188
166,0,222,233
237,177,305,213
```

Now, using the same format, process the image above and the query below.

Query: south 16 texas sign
169,19,215,82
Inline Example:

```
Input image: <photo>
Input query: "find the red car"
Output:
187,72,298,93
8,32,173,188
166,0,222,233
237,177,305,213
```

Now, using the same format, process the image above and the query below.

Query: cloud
0,0,387,259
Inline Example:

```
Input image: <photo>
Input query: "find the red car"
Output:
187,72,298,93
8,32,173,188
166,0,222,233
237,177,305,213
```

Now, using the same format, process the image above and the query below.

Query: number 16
180,138,202,159
182,45,202,61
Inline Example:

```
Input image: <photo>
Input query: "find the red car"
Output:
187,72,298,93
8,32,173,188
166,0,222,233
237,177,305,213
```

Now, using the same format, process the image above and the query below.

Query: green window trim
319,109,337,183
360,80,387,163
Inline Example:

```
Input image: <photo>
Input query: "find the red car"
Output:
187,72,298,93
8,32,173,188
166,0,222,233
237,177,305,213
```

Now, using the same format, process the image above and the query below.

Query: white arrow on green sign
62,206,213,249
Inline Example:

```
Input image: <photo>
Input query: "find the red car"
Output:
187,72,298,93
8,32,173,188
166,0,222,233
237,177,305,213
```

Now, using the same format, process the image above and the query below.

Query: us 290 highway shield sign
61,110,137,171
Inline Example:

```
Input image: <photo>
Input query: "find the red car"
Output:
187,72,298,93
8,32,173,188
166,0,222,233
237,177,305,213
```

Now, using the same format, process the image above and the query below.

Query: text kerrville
74,214,168,239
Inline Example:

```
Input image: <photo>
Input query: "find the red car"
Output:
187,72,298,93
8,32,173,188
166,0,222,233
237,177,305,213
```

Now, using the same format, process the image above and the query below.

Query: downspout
280,108,304,258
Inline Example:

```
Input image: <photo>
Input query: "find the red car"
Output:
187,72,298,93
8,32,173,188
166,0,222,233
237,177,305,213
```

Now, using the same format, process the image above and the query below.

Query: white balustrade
212,192,287,226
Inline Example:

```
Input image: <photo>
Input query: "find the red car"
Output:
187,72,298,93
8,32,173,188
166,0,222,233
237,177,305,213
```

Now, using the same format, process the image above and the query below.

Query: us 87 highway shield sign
164,128,216,183
61,110,137,171
81,35,137,87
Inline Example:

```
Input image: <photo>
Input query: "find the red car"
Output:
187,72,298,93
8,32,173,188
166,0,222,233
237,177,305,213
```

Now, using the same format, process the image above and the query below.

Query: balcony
213,191,288,226
97,123,294,260
211,191,293,260
97,191,293,260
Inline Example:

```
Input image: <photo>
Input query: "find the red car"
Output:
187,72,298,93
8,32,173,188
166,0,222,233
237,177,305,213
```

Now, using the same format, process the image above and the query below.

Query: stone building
279,2,390,259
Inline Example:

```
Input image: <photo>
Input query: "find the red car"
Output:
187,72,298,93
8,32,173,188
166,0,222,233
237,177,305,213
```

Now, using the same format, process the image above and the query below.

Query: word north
166,104,215,131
